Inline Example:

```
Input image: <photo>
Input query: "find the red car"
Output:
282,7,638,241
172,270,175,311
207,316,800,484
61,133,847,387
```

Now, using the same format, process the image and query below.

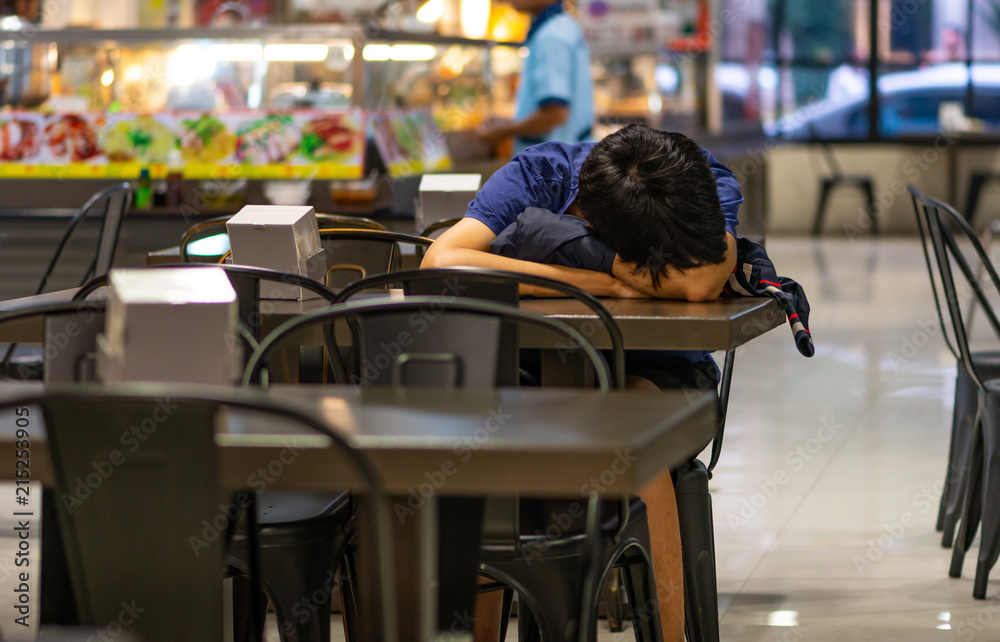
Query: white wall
764,142,1000,236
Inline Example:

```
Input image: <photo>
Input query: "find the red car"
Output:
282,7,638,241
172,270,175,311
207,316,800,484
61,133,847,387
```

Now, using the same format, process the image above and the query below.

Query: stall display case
0,23,518,212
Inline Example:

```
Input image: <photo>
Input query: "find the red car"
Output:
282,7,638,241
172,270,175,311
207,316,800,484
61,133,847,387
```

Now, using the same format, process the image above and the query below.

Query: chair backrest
73,264,338,343
35,182,132,295
316,213,389,231
908,184,1000,390
0,386,396,642
243,296,611,391
318,229,434,290
334,267,626,389
179,216,230,263
179,214,388,263
0,301,106,382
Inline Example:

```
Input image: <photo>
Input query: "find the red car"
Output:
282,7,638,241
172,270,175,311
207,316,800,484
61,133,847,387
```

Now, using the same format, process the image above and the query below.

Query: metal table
0,383,716,642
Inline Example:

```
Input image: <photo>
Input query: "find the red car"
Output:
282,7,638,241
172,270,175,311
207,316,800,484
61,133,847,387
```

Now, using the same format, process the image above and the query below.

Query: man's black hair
577,124,727,286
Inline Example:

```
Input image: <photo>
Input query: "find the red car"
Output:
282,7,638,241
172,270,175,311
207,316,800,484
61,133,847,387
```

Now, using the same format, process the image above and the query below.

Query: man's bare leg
473,578,504,642
628,374,685,641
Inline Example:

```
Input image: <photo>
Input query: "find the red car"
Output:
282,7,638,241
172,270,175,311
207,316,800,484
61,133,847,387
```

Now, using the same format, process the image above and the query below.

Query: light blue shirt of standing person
513,1,595,155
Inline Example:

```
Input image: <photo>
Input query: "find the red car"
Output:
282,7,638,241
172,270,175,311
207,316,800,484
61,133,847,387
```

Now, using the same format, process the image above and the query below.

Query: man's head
577,124,727,285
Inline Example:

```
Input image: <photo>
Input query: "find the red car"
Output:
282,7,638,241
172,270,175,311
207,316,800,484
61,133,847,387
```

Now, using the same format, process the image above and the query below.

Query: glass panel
771,64,870,138
874,62,999,137
777,0,866,65
713,61,779,131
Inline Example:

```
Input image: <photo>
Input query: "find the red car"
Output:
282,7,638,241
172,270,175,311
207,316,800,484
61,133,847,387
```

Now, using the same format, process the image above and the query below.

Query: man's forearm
495,105,569,139
422,244,639,298
613,233,737,302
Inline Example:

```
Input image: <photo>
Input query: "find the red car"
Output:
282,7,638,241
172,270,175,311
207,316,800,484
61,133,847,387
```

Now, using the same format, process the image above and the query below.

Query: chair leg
339,554,361,642
498,588,515,642
674,459,720,642
258,534,343,642
951,416,985,579
812,180,835,236
966,174,991,228
484,554,588,642
862,180,878,236
231,574,268,642
601,569,624,632
620,552,666,642
942,369,980,545
974,391,1000,598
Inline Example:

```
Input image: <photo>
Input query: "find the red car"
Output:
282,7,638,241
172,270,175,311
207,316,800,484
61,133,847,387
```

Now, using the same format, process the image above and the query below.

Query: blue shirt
466,141,742,239
514,3,595,154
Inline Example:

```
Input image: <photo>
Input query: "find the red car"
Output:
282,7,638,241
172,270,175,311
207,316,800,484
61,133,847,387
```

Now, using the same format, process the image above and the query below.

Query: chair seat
823,176,872,185
973,350,1000,369
257,490,351,525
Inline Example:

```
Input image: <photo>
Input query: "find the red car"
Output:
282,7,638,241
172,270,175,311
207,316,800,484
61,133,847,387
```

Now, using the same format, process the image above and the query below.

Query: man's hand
422,217,651,298
477,118,513,147
612,233,737,302
475,105,570,147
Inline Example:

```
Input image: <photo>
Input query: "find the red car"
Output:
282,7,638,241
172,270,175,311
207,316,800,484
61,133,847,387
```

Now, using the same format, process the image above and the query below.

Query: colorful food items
300,115,361,162
179,115,236,163
44,116,100,162
235,115,300,164
103,116,175,163
0,120,41,161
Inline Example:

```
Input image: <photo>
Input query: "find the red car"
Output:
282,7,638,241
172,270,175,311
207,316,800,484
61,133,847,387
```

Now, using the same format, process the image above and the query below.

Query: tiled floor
708,237,999,641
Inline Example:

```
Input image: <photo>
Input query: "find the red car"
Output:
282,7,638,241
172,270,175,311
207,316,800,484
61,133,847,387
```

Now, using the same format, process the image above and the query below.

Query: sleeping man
421,123,742,640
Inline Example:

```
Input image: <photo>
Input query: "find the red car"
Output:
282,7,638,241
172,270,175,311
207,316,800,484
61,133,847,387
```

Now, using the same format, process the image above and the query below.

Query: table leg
538,349,595,388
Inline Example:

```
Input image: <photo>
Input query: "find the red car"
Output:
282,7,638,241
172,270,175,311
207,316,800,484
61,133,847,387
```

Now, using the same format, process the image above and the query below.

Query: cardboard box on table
96,267,241,386
226,205,327,299
417,174,481,231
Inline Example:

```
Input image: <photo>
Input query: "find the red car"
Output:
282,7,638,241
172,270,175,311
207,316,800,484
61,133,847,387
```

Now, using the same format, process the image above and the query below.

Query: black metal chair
74,263,338,340
0,183,132,377
318,229,434,290
333,266,625,388
74,265,352,642
909,184,1000,598
329,275,667,641
179,213,389,263
909,186,1000,547
0,301,106,383
0,386,397,642
965,172,1000,228
811,140,876,236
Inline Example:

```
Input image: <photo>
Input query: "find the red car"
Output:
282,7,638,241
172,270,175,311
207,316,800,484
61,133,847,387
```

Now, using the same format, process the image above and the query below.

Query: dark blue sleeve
489,208,615,274
464,143,580,235
702,148,742,238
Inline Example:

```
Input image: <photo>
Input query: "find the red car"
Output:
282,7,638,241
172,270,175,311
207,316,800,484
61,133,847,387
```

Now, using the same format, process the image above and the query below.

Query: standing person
424,124,743,641
478,0,595,154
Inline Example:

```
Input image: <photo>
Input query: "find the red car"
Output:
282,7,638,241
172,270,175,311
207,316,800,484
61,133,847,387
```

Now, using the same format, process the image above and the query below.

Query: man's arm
612,232,737,302
421,217,645,298
478,105,569,147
